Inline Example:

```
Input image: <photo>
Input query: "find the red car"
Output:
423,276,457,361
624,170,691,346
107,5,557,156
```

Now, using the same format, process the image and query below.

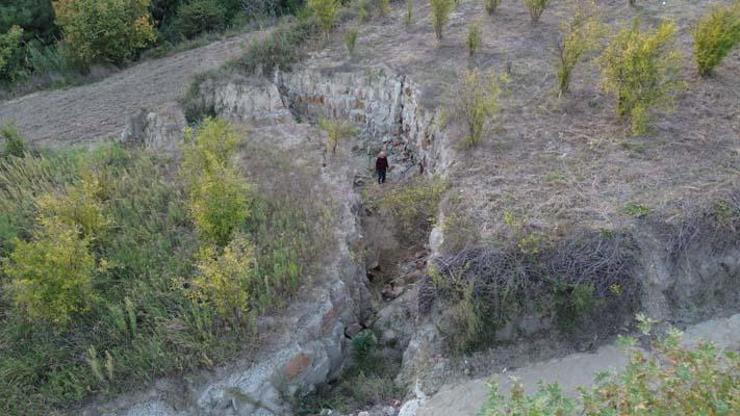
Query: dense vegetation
0,119,332,415
0,0,300,91
480,324,739,416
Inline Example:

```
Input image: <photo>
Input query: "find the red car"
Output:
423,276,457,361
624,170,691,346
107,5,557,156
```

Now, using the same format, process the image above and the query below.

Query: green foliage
456,68,503,147
0,25,25,82
522,0,550,23
174,0,228,39
374,177,447,244
555,0,605,95
378,0,391,17
189,234,257,323
552,281,598,332
345,27,358,56
467,22,482,57
318,117,356,155
430,0,455,40
3,221,98,328
308,0,340,34
599,20,683,135
0,0,58,42
484,0,501,15
181,118,250,247
623,201,651,218
52,0,157,67
693,3,740,76
352,329,378,366
1,123,26,158
481,330,740,416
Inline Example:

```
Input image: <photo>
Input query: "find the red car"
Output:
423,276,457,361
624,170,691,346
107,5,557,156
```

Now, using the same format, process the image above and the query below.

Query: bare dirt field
0,30,266,147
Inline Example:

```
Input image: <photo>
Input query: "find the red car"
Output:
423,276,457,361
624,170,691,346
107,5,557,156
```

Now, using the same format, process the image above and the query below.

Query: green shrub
378,0,391,17
456,68,503,147
0,25,25,82
467,22,482,57
555,0,605,95
3,221,98,328
308,0,340,34
181,119,250,246
52,0,156,67
480,329,739,415
693,3,740,76
522,0,550,23
319,117,356,155
35,174,110,239
345,27,358,56
430,0,455,40
352,329,378,366
358,0,370,23
484,0,501,15
1,122,26,158
174,0,228,39
599,20,683,135
189,234,257,323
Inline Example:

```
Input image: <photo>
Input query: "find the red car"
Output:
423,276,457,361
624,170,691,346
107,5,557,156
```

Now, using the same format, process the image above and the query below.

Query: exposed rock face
275,65,453,177
119,102,187,151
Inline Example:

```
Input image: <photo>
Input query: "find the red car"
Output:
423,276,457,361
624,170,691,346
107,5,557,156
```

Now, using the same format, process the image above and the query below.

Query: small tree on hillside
0,25,25,82
456,69,504,147
693,2,740,76
52,0,156,68
430,0,455,40
555,0,605,96
599,20,683,135
484,0,502,15
522,0,550,24
307,0,340,35
319,117,356,155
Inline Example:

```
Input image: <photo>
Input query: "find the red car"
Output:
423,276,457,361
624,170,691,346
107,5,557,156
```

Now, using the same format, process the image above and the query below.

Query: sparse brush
599,20,684,135
358,0,370,22
379,0,391,17
693,3,740,76
319,117,356,155
308,0,340,35
456,68,504,147
1,122,26,158
430,0,455,40
555,0,605,96
484,0,501,15
522,0,550,23
345,28,359,56
467,22,482,57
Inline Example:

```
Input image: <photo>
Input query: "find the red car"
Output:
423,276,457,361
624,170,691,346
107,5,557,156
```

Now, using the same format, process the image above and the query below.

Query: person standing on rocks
376,151,389,184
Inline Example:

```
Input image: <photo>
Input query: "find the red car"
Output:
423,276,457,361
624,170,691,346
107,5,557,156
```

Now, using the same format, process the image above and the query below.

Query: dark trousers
377,169,386,184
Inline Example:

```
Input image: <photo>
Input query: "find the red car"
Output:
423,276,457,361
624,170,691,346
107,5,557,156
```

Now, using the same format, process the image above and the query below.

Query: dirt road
0,31,264,147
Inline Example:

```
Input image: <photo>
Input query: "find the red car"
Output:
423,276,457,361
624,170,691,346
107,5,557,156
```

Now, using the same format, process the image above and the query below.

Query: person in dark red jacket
376,151,389,184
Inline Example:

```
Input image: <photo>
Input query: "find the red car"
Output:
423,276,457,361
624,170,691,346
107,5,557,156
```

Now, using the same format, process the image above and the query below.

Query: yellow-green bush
484,0,501,15
308,0,340,35
522,0,550,23
599,20,683,135
0,25,24,82
693,3,740,76
480,328,738,415
456,68,503,147
189,234,256,323
319,117,356,155
555,0,604,95
182,119,250,247
430,0,455,40
3,221,98,328
52,0,156,67
35,172,110,239
467,22,482,57
375,177,447,244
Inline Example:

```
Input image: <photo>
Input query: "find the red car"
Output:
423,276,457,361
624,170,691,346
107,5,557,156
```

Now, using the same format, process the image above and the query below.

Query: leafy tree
599,20,683,135
484,0,501,15
430,0,454,40
308,0,340,35
174,0,228,39
0,0,58,42
189,234,256,323
52,0,156,67
318,117,356,155
555,0,605,96
467,22,481,57
35,172,110,239
693,2,740,76
2,221,98,328
0,25,25,82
